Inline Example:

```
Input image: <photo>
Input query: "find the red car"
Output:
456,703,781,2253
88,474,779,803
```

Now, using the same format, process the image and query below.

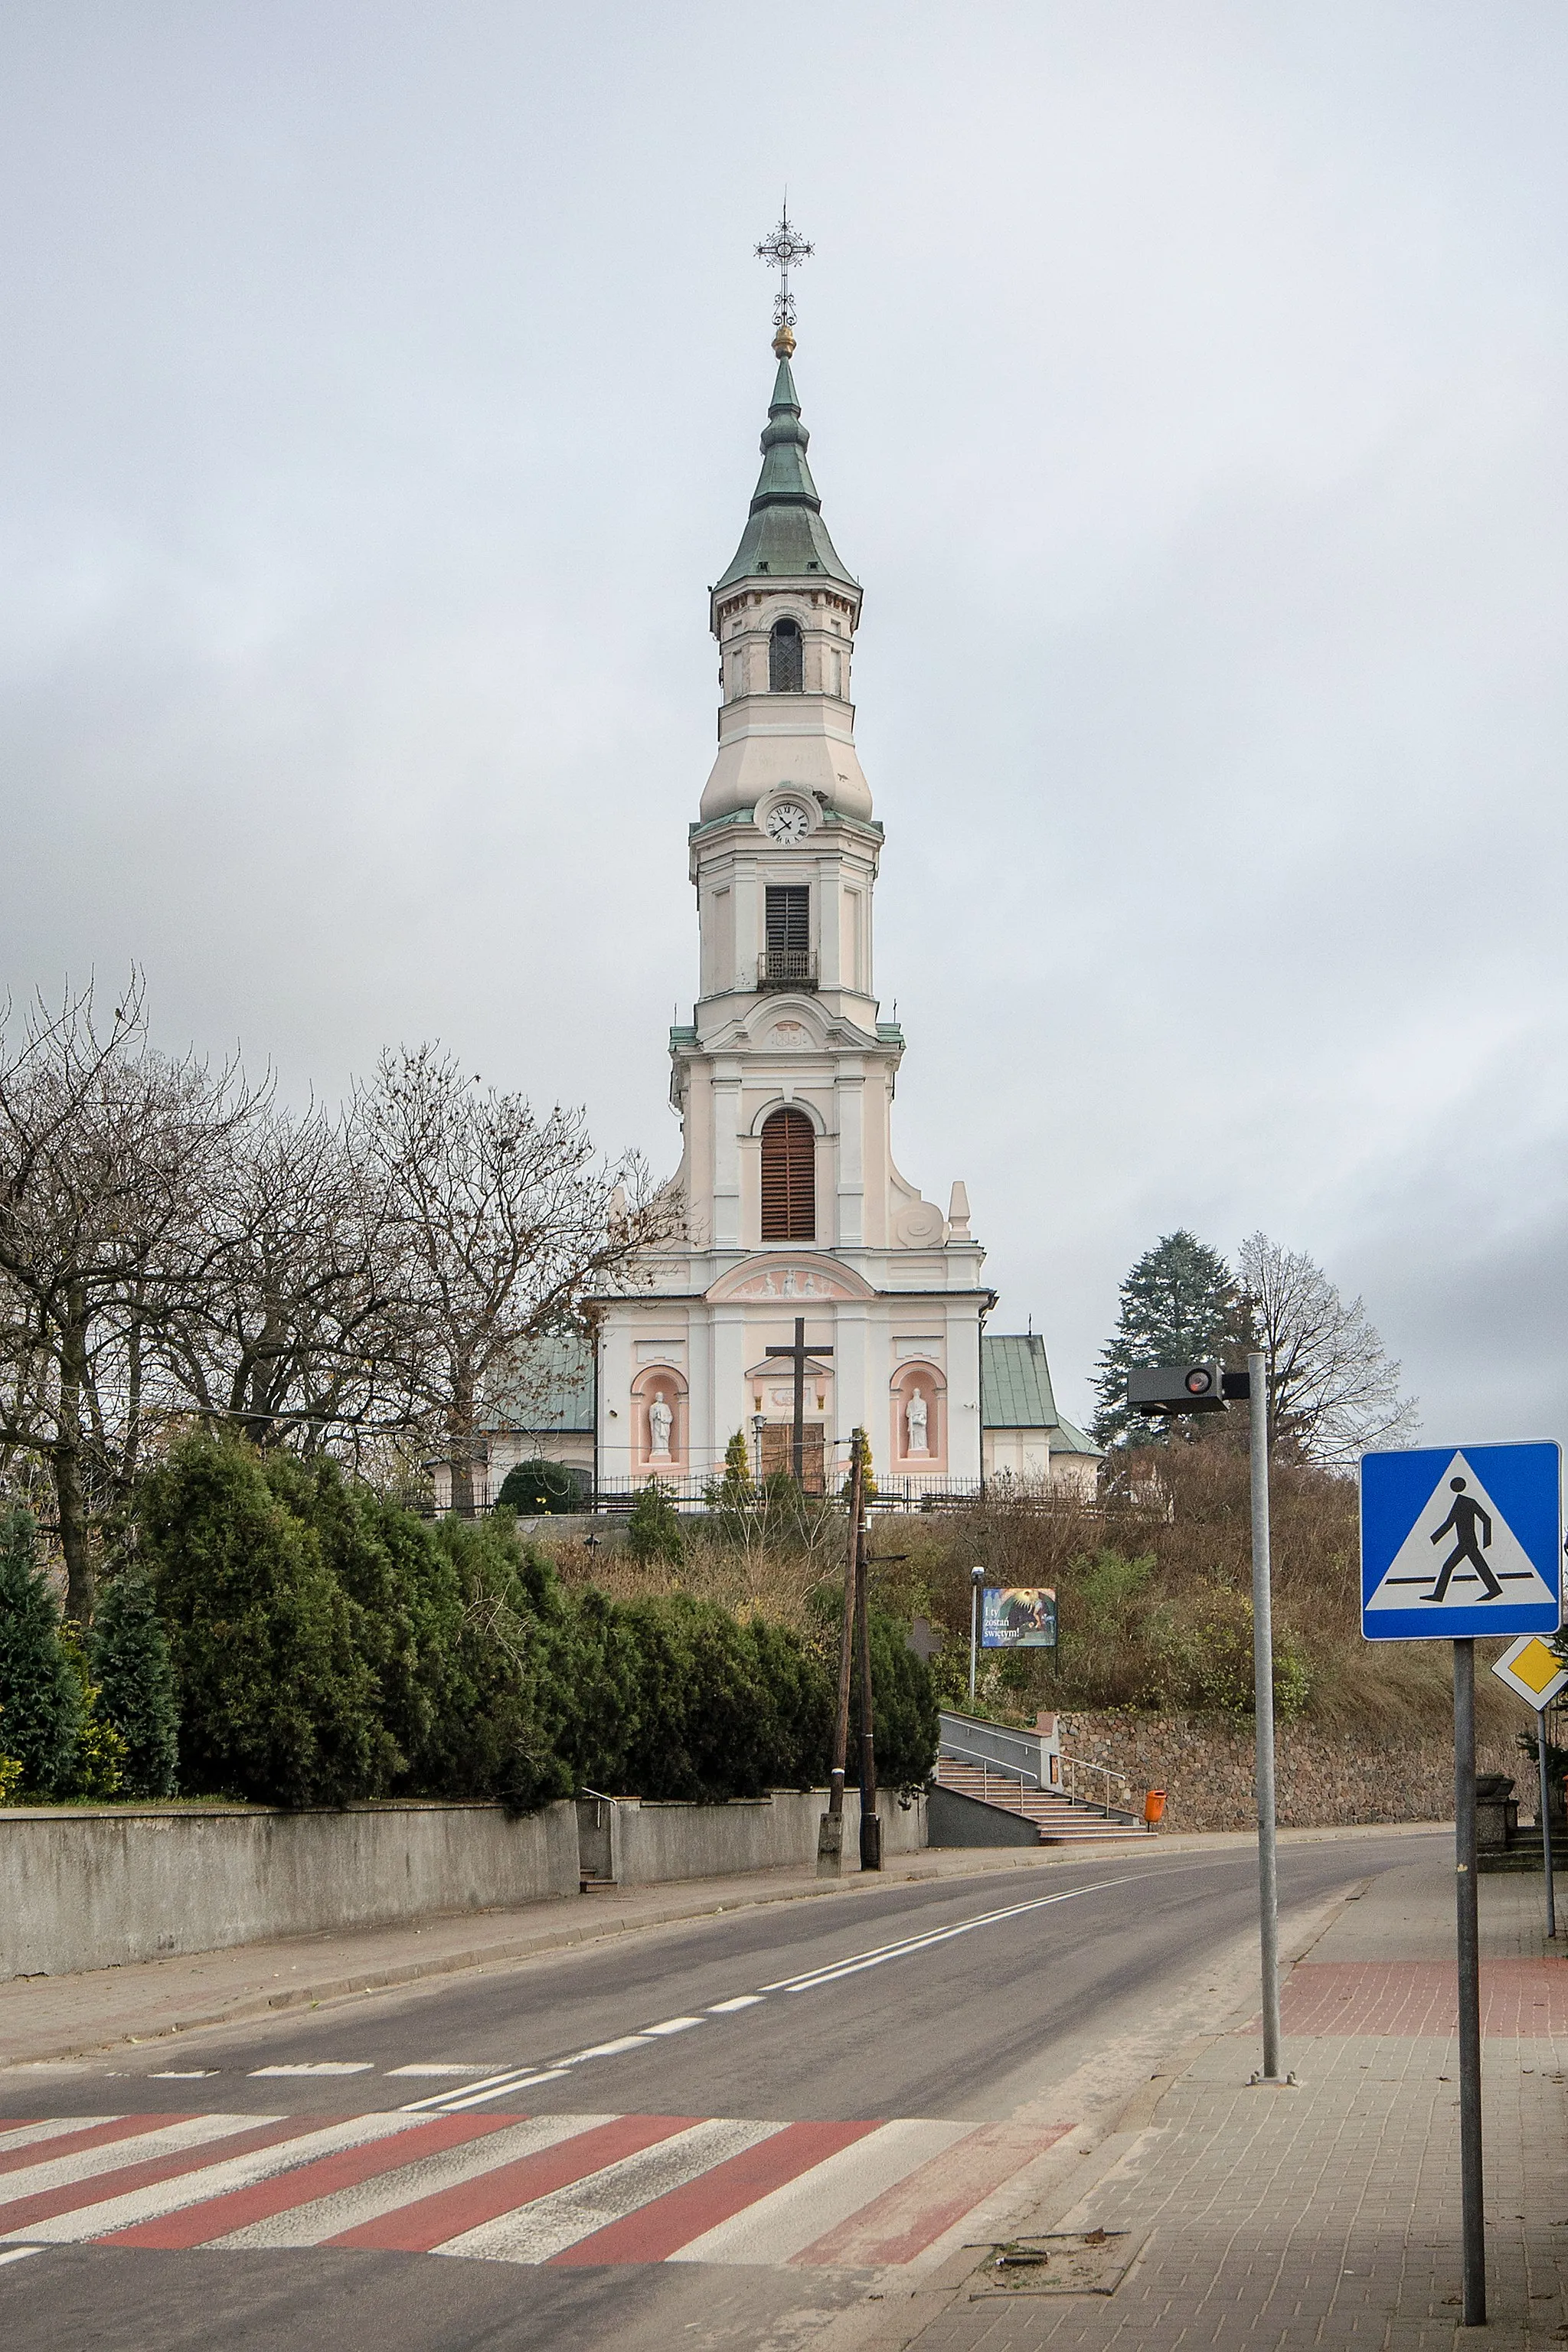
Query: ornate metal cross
756,204,813,347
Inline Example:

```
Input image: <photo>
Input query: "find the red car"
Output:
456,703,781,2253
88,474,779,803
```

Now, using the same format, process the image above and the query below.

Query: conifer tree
720,1429,753,1497
0,1505,84,1795
1093,1230,1240,1449
626,1478,684,1567
90,1565,179,1798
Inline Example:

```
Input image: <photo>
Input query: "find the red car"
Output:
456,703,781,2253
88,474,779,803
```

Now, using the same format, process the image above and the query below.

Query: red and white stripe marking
0,2108,1063,2270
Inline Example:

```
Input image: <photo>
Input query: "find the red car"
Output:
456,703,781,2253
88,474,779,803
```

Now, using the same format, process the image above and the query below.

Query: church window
760,1107,815,1240
769,617,803,692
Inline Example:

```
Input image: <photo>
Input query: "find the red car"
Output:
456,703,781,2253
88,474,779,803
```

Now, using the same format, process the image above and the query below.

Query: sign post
1361,1437,1564,2332
1489,1633,1568,1940
1247,1351,1282,2085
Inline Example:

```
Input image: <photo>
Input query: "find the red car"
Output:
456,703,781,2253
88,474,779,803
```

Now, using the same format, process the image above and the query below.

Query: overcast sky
2,2,1564,1443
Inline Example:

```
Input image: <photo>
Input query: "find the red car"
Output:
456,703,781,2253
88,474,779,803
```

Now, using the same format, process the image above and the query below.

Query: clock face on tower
765,801,810,844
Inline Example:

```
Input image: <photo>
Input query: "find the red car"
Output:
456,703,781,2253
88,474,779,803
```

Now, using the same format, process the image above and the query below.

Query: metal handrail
937,1737,1040,1790
1060,1755,1135,1818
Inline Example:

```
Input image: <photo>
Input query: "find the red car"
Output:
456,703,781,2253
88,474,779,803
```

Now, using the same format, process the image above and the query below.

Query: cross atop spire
755,204,813,358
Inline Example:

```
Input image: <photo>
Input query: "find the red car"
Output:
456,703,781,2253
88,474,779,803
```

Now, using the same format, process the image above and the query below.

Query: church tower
596,224,992,1492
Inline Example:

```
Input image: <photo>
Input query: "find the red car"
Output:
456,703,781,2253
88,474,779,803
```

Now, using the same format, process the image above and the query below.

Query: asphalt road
0,1830,1442,2351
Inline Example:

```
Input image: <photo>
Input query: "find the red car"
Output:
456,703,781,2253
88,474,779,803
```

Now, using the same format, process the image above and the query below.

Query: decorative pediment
706,1253,876,1304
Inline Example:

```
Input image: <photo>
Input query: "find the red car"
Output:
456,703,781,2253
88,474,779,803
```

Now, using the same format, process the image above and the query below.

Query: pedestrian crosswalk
0,2108,1060,2271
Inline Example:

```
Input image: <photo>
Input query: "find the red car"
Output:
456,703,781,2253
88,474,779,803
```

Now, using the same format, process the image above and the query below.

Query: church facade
593,322,995,1495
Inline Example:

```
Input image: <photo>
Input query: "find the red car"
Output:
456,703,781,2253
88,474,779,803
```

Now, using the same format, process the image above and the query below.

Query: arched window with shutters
760,1106,815,1240
769,617,803,692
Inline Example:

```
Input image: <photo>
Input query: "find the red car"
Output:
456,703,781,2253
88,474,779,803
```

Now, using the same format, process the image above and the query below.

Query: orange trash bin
1144,1788,1167,1828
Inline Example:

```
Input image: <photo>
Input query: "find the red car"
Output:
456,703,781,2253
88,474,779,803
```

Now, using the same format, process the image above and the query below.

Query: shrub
0,1506,83,1796
138,1438,382,1807
851,1606,939,1792
497,1459,583,1515
626,1478,684,1566
58,1620,128,1799
89,1563,179,1798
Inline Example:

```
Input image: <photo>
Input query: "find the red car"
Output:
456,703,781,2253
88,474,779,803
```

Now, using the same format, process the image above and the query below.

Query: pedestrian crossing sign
1361,1441,1562,1642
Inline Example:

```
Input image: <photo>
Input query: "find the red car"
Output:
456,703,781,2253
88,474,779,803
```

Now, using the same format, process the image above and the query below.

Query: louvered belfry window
760,1107,815,1240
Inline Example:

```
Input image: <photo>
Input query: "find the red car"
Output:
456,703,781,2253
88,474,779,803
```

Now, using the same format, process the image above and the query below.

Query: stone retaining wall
1057,1711,1528,1831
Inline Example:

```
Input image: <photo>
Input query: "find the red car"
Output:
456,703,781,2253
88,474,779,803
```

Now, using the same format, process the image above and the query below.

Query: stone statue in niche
648,1390,674,1459
906,1390,929,1455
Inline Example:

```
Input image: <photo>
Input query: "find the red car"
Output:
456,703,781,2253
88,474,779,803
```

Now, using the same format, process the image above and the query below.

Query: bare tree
162,1102,420,1457
1238,1230,1418,1468
354,1047,671,1514
0,978,262,1615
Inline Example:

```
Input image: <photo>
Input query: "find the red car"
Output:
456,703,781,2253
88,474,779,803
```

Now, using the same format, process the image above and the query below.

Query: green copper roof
715,355,857,591
981,1334,1102,1457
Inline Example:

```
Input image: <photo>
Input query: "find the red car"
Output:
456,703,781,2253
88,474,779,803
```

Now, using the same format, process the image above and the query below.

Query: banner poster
981,1586,1057,1649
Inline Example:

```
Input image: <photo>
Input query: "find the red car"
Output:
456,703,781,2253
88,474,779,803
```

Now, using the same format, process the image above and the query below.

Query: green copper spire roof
715,354,857,592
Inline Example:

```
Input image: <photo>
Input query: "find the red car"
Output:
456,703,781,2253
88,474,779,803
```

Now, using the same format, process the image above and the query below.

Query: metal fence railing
429,1475,989,1521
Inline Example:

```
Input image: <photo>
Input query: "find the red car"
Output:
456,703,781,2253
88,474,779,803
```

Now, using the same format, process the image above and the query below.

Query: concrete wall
0,1801,580,1982
926,1783,1040,1848
605,1788,926,1887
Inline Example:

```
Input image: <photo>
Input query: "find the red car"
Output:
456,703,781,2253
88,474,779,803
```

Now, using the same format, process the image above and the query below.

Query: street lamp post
1125,1357,1286,2086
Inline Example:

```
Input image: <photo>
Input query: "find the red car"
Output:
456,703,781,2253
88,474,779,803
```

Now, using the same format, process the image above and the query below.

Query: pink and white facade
595,333,993,1491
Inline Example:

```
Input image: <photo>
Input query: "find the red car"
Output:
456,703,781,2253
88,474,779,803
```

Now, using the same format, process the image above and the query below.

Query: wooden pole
817,1430,861,1875
856,1483,880,1869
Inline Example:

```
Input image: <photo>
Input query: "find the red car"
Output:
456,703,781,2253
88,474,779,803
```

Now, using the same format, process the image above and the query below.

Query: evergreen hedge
107,1436,937,1812
0,1506,84,1798
89,1563,179,1799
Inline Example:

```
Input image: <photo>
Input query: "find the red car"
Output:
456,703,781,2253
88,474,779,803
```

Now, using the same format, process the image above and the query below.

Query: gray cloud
2,2,1565,1443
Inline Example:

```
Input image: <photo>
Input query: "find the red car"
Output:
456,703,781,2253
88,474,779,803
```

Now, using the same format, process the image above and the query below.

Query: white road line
387,2065,489,2079
150,2070,218,2080
707,1995,764,2014
669,2119,968,2268
7,2113,423,2246
434,2118,781,2264
0,2246,45,2268
249,2062,375,2078
0,2114,275,2207
571,2037,653,2061
643,2018,704,2037
211,2115,606,2249
0,2118,117,2157
761,1877,1148,1992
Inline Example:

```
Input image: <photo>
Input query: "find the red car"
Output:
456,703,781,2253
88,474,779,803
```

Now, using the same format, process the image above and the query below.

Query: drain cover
968,2228,1146,2298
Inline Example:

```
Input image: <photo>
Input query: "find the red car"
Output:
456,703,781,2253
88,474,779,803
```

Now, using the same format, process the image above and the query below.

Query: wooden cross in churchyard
766,1317,832,1485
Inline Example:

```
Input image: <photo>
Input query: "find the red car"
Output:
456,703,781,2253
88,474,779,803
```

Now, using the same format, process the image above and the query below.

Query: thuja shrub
89,1563,179,1799
0,1505,83,1797
138,1439,382,1807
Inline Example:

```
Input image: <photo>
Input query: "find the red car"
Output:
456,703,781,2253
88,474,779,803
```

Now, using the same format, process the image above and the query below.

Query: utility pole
969,1565,984,1704
817,1430,861,1875
855,1483,880,1869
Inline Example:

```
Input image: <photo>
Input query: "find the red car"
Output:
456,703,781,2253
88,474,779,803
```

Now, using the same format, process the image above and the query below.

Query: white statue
648,1390,673,1459
906,1390,929,1454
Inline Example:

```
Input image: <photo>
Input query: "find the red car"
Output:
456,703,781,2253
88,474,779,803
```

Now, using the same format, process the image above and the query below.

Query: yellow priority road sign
1489,1633,1568,1711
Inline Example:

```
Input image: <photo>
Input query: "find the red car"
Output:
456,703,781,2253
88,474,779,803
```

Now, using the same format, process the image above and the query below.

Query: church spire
716,209,855,593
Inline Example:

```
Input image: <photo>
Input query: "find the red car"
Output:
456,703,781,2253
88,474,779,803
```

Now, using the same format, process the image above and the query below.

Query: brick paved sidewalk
900,1859,1568,2352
